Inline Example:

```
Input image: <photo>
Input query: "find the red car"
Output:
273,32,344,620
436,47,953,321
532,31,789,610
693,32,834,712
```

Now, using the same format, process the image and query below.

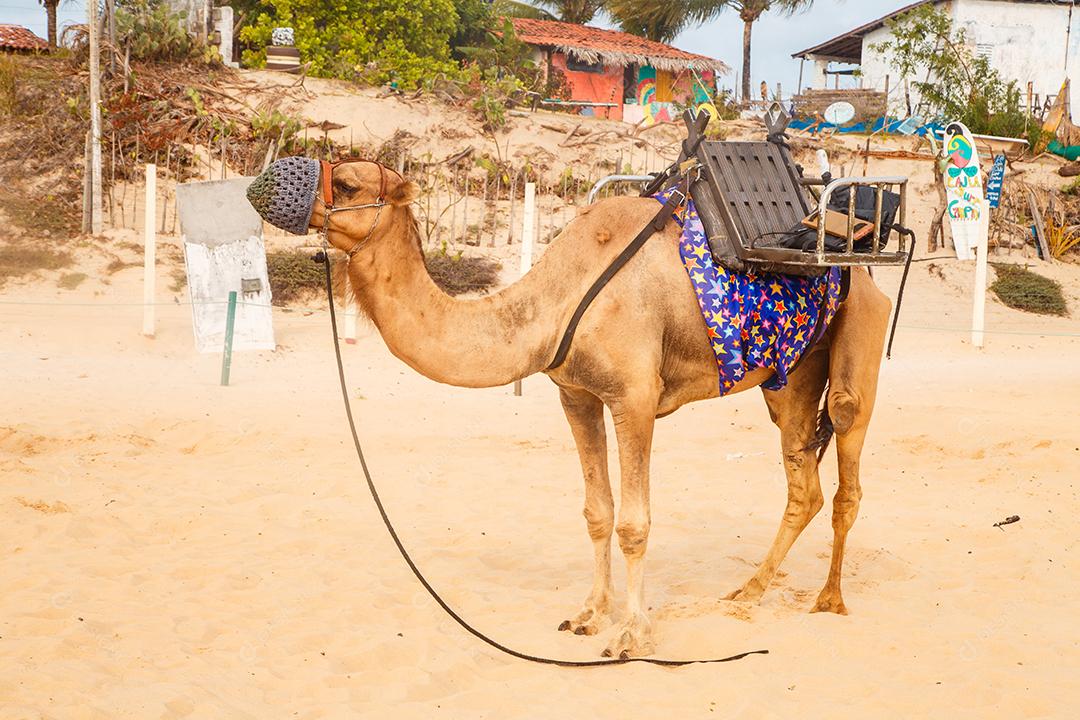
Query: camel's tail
803,384,834,463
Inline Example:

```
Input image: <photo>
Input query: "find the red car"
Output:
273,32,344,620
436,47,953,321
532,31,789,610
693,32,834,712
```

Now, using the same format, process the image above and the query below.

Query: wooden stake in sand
87,0,103,234
514,182,537,397
973,155,1007,348
142,164,157,337
520,182,536,276
221,291,238,386
971,222,989,348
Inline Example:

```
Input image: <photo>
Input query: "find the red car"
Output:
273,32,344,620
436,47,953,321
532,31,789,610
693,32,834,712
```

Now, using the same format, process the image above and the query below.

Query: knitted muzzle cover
246,156,320,235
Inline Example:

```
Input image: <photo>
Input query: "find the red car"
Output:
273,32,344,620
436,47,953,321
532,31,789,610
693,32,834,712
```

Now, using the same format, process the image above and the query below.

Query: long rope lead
313,250,768,668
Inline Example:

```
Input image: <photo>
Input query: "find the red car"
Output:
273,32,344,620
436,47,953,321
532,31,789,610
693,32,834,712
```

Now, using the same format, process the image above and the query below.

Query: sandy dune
2,245,1079,718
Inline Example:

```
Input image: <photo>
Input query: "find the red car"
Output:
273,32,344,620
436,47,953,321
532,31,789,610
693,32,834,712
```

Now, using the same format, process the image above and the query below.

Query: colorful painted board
942,122,986,261
634,65,717,127
986,154,1006,209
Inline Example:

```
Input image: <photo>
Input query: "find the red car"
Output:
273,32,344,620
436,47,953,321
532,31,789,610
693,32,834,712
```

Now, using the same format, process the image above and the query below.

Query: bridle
317,158,402,257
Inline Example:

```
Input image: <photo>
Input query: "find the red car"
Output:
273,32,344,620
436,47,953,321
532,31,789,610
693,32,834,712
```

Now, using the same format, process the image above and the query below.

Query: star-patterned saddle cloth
655,187,842,397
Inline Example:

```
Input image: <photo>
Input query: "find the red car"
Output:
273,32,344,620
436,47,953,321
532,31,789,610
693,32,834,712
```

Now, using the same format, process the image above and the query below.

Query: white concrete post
520,182,536,276
971,222,989,348
811,56,829,89
142,164,157,337
514,182,537,396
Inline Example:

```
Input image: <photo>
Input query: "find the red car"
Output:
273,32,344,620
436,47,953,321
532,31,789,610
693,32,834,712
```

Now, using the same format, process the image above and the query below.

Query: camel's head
246,156,419,253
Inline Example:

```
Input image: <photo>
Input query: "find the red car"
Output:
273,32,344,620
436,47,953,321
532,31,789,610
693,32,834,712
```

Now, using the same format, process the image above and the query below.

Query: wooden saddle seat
660,105,914,278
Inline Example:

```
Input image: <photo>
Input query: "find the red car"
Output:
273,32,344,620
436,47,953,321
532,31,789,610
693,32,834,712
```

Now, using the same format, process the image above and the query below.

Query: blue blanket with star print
655,188,842,396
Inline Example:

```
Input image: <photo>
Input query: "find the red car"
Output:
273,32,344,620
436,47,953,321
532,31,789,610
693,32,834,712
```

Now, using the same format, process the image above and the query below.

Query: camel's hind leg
557,387,615,636
601,381,661,658
812,270,891,614
725,347,829,603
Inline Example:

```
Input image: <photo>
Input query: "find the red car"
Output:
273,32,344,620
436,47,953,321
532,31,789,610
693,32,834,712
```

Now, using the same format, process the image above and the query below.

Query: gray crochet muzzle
246,156,320,235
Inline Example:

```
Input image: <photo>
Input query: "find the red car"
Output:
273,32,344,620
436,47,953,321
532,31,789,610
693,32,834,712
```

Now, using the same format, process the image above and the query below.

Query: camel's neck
347,211,573,387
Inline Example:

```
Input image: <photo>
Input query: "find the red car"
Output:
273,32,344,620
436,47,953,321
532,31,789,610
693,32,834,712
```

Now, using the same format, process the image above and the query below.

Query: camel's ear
389,180,420,206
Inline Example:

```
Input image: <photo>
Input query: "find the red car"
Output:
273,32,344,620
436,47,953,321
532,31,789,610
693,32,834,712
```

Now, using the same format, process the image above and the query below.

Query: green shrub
57,272,88,289
115,0,208,62
0,245,72,287
0,56,16,117
875,6,1038,146
266,247,501,304
266,249,325,304
990,263,1067,316
424,245,501,295
238,0,459,88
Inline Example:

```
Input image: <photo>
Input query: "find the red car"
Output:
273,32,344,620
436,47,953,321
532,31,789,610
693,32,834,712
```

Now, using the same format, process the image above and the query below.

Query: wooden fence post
514,182,537,397
142,164,156,337
87,0,103,234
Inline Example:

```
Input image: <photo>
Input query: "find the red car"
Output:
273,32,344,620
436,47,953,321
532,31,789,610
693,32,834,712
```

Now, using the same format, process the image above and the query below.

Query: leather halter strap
317,158,404,256
319,157,398,209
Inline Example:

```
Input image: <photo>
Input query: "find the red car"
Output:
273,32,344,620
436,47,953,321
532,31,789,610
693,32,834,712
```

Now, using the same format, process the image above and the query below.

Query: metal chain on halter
317,158,394,258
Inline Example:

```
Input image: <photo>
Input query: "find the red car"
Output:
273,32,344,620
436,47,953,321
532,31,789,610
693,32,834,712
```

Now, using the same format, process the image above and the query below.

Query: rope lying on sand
310,247,770,668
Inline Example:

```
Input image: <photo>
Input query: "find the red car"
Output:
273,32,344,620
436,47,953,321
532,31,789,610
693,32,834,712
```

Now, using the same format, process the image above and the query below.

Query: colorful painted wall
543,52,719,125
625,66,718,126
549,52,624,121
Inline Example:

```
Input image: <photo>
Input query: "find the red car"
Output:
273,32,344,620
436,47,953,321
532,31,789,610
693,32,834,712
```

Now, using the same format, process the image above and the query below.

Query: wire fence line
99,129,680,251
2,298,1078,339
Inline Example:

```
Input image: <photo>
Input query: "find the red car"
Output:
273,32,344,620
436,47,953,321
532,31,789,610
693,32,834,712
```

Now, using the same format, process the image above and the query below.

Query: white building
793,0,1079,118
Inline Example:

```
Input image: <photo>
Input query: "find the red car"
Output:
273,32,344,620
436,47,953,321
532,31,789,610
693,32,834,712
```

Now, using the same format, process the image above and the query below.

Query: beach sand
2,231,1080,718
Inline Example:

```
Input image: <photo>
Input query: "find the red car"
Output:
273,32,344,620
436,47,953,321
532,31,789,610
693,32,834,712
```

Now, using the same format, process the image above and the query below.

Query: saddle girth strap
546,180,688,372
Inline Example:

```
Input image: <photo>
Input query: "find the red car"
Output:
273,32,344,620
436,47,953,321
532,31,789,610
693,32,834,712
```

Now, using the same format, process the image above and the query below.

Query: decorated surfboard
942,122,986,261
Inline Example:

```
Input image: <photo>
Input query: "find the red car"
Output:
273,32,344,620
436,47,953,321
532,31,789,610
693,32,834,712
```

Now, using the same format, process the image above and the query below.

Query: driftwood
559,122,582,146
1059,161,1080,178
1026,188,1053,261
563,129,621,148
539,122,574,134
442,146,474,166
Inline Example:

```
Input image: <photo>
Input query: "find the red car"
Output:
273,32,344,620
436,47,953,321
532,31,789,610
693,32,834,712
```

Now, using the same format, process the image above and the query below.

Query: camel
255,159,892,659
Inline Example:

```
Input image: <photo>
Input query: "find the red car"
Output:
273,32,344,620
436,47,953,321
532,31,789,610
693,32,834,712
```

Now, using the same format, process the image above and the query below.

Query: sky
4,0,903,95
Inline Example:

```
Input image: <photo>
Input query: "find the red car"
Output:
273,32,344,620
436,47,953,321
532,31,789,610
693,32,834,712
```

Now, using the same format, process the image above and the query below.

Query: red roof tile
0,24,49,51
510,17,728,74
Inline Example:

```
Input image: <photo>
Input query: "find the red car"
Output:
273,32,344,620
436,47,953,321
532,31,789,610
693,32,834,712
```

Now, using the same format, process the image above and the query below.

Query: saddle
643,105,912,278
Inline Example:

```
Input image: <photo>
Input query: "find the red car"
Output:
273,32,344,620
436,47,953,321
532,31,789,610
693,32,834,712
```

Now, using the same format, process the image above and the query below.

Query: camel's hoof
558,620,598,636
558,602,609,637
601,614,654,659
724,584,764,603
810,594,848,615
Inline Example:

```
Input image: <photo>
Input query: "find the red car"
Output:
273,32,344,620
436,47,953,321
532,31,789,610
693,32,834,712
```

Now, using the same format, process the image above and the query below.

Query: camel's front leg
726,348,828,603
603,390,659,658
557,387,614,636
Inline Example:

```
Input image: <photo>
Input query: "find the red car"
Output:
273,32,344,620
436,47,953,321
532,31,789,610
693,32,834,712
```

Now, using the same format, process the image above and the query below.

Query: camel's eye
334,179,358,195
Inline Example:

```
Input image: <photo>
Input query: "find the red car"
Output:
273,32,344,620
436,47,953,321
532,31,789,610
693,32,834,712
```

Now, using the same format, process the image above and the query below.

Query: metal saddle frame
636,103,916,278
558,104,917,368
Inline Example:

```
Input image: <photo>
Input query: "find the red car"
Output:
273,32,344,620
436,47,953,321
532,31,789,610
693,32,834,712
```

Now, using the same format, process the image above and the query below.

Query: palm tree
527,0,607,24
38,0,60,48
705,0,815,103
609,0,815,102
607,0,698,44
493,0,557,21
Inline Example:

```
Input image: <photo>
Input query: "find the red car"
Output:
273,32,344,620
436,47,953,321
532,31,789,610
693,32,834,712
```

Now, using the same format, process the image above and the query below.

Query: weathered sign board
176,178,276,354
